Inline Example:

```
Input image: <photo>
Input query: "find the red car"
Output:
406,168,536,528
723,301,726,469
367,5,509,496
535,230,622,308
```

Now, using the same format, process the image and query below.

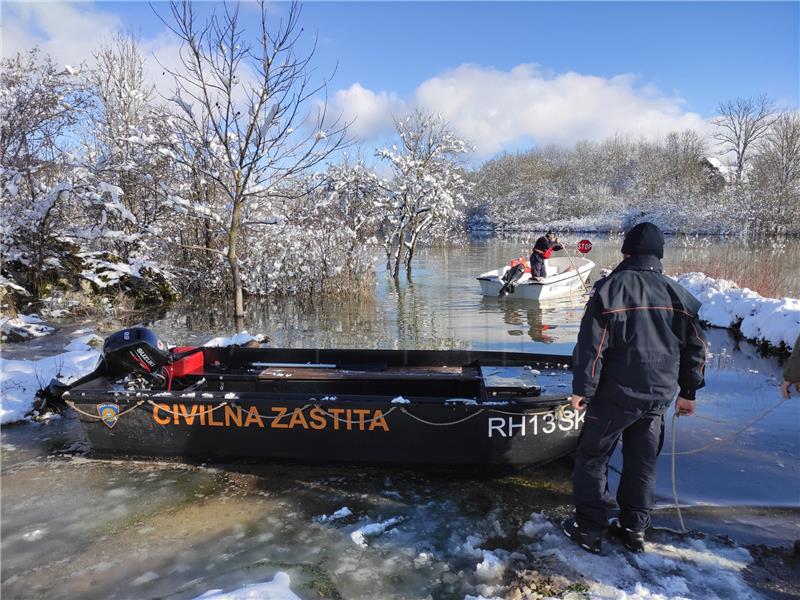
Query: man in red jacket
530,231,563,280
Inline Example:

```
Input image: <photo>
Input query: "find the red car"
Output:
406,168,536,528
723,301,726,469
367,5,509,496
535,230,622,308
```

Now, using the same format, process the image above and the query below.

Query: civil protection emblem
97,403,120,429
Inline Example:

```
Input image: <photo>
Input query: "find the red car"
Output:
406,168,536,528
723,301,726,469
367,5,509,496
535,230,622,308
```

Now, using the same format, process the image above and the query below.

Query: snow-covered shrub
378,111,472,276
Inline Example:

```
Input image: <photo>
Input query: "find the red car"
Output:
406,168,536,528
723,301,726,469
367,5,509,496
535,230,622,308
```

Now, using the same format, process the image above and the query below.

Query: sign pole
562,245,589,293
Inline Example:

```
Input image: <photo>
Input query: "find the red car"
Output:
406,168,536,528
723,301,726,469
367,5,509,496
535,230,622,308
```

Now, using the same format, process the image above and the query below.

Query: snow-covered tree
158,0,348,329
81,34,178,261
0,49,92,296
377,111,471,277
752,112,800,230
713,95,776,183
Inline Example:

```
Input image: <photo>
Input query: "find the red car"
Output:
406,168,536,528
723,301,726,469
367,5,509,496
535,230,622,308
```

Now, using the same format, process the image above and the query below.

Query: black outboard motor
102,327,172,378
499,263,525,297
34,327,175,416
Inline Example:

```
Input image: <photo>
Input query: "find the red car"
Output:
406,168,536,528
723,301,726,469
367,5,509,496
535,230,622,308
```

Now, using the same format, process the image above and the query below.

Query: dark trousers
572,397,666,532
530,254,546,278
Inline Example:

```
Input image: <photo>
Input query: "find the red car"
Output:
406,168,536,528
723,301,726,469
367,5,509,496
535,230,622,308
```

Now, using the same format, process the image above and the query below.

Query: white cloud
1,2,257,107
332,64,710,156
2,2,122,68
328,83,406,140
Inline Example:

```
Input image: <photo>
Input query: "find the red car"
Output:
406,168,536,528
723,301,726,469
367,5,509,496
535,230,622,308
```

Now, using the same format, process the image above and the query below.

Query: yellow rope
147,400,228,418
65,399,146,420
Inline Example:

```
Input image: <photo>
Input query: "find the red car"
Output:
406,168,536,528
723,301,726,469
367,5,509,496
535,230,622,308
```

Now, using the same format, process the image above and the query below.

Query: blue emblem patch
97,403,120,429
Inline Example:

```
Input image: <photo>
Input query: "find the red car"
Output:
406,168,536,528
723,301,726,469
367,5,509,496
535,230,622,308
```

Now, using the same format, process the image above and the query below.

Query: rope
399,407,486,426
488,404,568,419
65,399,146,420
230,402,314,421
664,396,789,456
147,400,229,418
668,396,790,534
68,393,572,428
671,412,687,533
315,404,397,424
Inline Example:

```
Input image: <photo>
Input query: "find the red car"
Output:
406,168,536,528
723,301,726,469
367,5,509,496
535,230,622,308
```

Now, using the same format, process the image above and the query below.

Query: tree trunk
228,197,245,331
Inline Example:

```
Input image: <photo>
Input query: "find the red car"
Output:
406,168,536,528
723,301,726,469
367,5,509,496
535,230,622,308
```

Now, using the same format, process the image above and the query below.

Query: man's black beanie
621,222,665,259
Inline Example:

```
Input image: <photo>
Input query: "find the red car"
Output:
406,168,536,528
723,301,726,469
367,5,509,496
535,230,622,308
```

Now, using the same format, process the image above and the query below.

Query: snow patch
519,513,758,600
475,550,507,582
316,506,352,523
65,334,103,352
350,517,402,548
1,315,54,341
203,331,265,347
0,349,101,423
676,272,799,350
193,572,300,600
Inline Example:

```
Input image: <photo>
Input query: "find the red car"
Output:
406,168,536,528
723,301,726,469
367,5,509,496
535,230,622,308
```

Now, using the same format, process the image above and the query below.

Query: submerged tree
159,0,348,330
378,111,471,278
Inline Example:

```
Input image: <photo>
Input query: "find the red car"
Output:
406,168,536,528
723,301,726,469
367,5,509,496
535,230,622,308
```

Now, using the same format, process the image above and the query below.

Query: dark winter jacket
531,236,563,263
572,254,707,408
784,335,800,382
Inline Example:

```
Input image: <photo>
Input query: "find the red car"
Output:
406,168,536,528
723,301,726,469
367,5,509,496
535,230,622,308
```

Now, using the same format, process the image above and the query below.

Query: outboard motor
499,263,525,297
34,327,191,416
102,327,172,378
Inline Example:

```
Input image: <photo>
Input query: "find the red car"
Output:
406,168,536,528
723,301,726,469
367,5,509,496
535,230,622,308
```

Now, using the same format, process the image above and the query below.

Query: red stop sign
577,239,593,254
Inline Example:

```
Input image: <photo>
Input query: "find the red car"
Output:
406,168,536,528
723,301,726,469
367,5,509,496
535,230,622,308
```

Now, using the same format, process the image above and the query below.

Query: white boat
477,257,595,300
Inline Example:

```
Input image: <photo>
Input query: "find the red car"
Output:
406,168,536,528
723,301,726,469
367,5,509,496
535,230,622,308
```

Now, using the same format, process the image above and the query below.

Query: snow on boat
478,257,595,300
45,328,582,470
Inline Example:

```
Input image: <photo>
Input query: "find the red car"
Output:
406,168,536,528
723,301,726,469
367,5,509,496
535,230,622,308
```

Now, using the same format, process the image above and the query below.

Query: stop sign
577,239,593,254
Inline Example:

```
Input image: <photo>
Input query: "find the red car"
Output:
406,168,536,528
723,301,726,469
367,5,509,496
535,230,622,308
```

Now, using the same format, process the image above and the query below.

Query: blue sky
4,1,798,158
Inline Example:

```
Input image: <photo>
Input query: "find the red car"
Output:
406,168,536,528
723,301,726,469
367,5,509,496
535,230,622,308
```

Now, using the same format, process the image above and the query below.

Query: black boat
47,328,583,469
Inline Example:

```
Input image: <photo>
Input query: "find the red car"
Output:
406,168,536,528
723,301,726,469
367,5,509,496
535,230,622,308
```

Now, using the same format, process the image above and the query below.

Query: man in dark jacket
530,231,563,280
561,222,707,554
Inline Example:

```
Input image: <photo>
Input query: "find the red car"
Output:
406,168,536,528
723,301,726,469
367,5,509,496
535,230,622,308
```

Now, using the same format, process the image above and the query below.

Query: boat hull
70,394,582,469
478,257,595,300
66,347,581,470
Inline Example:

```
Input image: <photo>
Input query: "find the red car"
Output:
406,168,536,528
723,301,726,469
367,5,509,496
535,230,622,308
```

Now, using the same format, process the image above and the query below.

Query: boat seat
480,366,542,397
257,366,480,382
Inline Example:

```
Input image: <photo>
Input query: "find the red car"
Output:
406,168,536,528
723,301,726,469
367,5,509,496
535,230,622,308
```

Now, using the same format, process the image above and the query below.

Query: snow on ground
193,572,300,600
677,272,800,350
0,335,101,424
512,513,758,600
1,314,54,342
316,506,353,523
349,516,403,548
203,331,266,347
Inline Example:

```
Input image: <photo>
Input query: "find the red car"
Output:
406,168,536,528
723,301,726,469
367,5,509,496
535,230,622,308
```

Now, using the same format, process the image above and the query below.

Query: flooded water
2,234,799,599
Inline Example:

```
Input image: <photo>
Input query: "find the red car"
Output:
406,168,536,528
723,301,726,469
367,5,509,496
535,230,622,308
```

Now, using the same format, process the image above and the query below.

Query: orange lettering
244,406,265,428
308,407,326,430
153,403,171,425
270,407,288,428
208,406,223,427
353,409,370,430
224,405,243,427
328,408,344,430
178,404,199,425
368,410,389,432
288,409,309,429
